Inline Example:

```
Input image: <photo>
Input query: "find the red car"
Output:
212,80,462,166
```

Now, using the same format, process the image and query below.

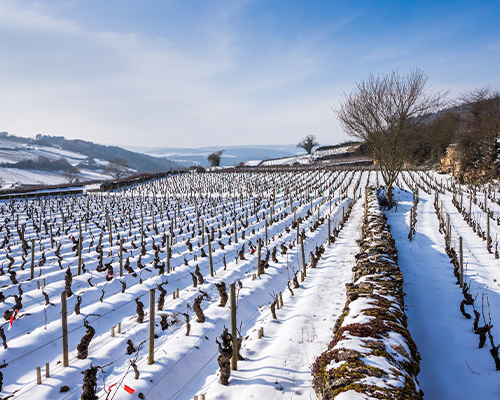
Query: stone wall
311,187,422,399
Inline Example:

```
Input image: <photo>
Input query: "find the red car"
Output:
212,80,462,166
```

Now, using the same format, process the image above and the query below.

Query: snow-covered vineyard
0,168,499,399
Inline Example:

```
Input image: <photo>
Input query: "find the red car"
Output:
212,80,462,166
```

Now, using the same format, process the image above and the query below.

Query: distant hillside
123,144,302,167
0,133,181,173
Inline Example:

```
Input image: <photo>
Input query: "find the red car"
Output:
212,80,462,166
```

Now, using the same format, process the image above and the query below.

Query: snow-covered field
244,145,360,167
0,169,499,400
0,139,87,166
314,145,357,159
259,154,312,166
388,172,500,399
0,168,106,189
0,138,111,189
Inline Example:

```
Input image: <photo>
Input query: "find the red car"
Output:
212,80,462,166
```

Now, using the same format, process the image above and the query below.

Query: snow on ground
314,146,356,158
260,155,312,166
0,139,87,165
243,160,262,167
387,178,500,399
0,137,112,189
246,146,358,167
0,170,360,400
0,168,106,188
192,198,363,400
2,169,500,400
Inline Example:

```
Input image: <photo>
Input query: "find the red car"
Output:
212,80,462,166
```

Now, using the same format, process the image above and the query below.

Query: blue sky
0,0,498,148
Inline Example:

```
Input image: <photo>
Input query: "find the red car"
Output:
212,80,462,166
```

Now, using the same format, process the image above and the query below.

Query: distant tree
335,68,448,208
102,158,130,180
77,156,99,171
207,150,225,167
63,167,81,184
297,135,319,154
36,156,52,169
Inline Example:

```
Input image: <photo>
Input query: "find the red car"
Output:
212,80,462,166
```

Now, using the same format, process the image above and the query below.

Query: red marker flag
8,309,19,330
124,385,135,394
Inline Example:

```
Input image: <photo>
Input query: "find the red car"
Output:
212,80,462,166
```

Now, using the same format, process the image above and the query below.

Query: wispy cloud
0,0,498,149
0,0,348,147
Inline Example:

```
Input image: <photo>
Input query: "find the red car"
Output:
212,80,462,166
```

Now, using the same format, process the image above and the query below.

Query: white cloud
0,1,350,148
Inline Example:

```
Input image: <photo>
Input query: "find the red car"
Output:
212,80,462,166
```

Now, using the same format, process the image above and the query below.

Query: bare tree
456,87,500,181
297,135,319,154
102,157,130,180
63,167,81,184
335,68,448,208
207,150,225,167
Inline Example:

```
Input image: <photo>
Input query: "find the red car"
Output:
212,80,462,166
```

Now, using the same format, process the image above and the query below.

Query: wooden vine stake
257,238,262,276
327,218,331,246
61,291,69,367
446,214,450,247
265,219,268,245
78,221,83,275
230,283,237,371
468,196,472,225
141,215,144,247
487,214,491,251
119,238,124,277
208,237,214,277
202,219,205,246
409,209,413,241
108,215,112,246
459,236,464,288
30,239,35,280
301,235,306,278
196,202,199,227
166,235,170,273
270,191,274,226
234,218,238,244
148,288,155,365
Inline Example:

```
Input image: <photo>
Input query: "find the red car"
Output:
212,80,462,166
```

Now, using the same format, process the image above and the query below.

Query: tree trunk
386,185,393,209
